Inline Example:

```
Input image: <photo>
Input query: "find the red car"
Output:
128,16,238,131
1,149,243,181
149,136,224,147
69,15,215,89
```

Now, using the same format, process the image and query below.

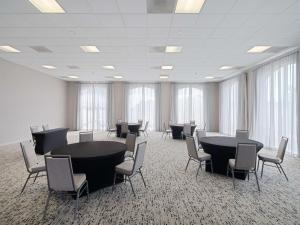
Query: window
127,84,156,130
251,53,298,155
78,84,108,130
175,84,204,126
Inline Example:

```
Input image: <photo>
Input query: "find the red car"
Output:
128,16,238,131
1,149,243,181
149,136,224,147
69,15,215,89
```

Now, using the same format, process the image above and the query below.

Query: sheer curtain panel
78,83,108,131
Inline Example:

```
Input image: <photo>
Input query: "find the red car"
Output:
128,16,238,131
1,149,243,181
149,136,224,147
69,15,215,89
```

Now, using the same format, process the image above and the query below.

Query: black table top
51,141,126,158
200,136,263,149
32,128,68,134
116,123,140,126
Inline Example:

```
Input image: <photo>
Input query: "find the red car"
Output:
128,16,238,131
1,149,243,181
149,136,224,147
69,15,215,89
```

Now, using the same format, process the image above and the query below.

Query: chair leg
210,160,214,173
21,173,32,194
226,163,229,176
139,169,147,188
33,172,39,183
254,171,261,191
86,182,90,202
184,158,191,172
231,168,235,189
257,159,260,172
275,163,282,174
247,172,250,181
278,164,289,181
261,161,265,178
43,192,51,219
196,162,202,177
112,172,117,192
128,176,136,197
75,191,80,217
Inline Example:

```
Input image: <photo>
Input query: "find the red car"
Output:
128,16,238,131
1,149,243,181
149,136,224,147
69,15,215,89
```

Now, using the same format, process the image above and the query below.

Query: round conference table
51,141,126,192
116,123,141,138
170,124,197,139
199,136,263,179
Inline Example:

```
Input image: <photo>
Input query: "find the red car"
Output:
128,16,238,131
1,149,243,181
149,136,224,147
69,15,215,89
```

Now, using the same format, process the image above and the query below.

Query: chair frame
226,143,260,191
107,123,117,137
161,122,172,139
235,129,249,139
112,141,147,197
184,136,213,177
20,141,46,194
43,155,89,218
196,129,206,151
181,123,192,139
257,137,289,181
79,131,93,142
139,121,149,137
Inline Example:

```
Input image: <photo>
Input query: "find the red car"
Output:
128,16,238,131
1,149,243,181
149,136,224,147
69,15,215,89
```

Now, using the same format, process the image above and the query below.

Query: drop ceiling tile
87,0,119,13
196,14,225,27
147,14,173,27
171,14,198,27
201,0,237,14
122,14,147,27
117,0,147,13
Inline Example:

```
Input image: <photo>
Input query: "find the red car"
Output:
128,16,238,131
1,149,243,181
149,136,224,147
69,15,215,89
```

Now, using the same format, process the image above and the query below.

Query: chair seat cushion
229,159,235,168
258,153,281,163
108,128,116,131
197,151,211,161
73,173,86,190
115,160,134,175
166,129,171,132
30,162,46,173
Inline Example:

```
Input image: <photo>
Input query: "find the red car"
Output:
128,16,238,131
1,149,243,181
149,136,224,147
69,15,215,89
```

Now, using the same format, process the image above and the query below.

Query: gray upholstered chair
121,122,129,137
236,130,249,139
139,121,149,137
138,119,143,126
43,155,89,218
196,129,206,150
257,137,289,181
20,140,46,193
181,123,192,139
113,141,147,196
107,123,117,136
185,136,213,177
125,133,137,159
79,131,93,142
162,122,172,139
190,120,196,125
42,124,50,131
227,143,260,191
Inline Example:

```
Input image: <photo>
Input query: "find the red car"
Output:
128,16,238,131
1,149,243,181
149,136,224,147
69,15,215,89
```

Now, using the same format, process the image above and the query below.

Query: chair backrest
185,136,198,159
144,121,149,131
234,143,257,170
30,126,42,133
121,122,128,133
190,120,195,125
126,133,136,153
133,141,147,173
117,119,122,123
196,129,206,146
79,131,93,142
42,124,49,131
276,137,288,162
203,122,206,130
138,119,143,125
44,155,75,192
236,130,249,139
183,123,191,135
20,140,38,172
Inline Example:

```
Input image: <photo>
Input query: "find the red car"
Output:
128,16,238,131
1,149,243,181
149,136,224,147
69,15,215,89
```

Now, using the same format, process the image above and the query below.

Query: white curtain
126,84,157,130
248,53,299,156
172,84,205,128
78,83,108,131
219,74,247,136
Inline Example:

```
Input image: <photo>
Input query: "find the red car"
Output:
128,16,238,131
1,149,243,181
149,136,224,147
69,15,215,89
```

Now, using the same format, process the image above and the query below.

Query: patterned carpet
0,132,299,225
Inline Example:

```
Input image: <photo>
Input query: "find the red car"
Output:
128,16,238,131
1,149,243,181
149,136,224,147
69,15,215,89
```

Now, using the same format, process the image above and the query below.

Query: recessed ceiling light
28,0,65,13
80,46,100,53
42,65,56,69
67,75,79,79
205,76,215,79
219,66,233,70
175,0,206,13
165,46,182,53
160,75,169,79
102,65,115,70
0,45,20,53
247,46,271,53
113,75,123,79
161,65,173,70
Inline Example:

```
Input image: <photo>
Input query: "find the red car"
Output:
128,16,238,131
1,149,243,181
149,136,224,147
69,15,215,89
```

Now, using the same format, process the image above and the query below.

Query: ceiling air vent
30,46,52,53
68,65,80,69
147,0,176,13
149,46,165,53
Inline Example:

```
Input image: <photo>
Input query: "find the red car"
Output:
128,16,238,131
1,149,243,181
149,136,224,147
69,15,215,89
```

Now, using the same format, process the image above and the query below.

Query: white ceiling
0,0,300,82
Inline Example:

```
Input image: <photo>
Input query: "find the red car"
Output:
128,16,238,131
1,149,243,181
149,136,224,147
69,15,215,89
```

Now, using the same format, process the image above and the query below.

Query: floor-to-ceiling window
249,53,298,155
78,83,108,130
174,84,205,126
126,84,156,130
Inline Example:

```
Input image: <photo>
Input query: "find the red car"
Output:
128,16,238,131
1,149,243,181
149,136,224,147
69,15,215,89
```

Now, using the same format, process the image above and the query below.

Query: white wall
0,58,67,145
